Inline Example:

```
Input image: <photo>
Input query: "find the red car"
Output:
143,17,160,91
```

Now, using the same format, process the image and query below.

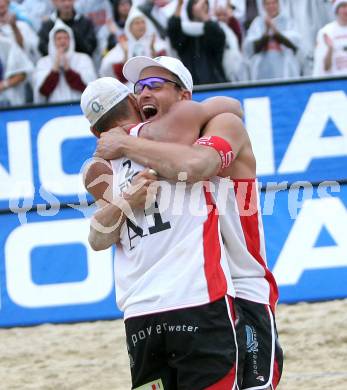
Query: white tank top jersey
211,177,279,312
111,123,235,319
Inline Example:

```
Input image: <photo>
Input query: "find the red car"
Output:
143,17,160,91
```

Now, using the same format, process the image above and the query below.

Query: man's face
130,17,146,40
337,4,347,24
136,66,190,121
264,0,279,18
117,0,131,18
54,31,70,51
54,0,74,14
0,0,9,17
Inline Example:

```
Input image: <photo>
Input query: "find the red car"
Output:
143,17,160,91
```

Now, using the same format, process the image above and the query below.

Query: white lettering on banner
244,97,275,176
287,182,313,219
273,197,347,286
37,115,93,196
278,91,347,173
0,121,34,200
4,219,113,307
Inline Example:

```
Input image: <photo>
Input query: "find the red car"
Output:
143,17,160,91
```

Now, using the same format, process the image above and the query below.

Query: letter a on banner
279,91,347,173
273,197,347,285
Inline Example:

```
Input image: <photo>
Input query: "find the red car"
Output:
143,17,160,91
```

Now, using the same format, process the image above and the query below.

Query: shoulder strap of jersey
129,121,149,138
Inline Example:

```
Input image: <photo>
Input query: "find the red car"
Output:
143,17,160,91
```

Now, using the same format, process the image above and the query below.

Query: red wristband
195,136,234,170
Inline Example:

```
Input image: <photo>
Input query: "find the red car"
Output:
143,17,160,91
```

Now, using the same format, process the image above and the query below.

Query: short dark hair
94,97,130,133
169,73,185,90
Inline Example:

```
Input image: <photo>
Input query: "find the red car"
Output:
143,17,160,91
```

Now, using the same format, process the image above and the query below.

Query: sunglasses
134,77,182,95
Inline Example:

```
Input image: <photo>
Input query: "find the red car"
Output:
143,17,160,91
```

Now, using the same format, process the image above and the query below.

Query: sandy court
0,299,346,390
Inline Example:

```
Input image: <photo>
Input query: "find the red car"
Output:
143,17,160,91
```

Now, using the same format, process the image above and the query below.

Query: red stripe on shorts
234,179,279,312
205,364,236,390
203,183,227,302
272,357,281,389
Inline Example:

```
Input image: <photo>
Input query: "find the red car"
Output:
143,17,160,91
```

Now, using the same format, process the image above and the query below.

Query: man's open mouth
142,104,158,120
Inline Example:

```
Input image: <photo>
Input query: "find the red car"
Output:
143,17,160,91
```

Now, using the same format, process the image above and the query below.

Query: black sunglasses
134,77,182,95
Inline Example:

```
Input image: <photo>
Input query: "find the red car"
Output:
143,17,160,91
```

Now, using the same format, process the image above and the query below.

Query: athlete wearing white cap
123,55,194,92
81,74,245,389
94,55,283,390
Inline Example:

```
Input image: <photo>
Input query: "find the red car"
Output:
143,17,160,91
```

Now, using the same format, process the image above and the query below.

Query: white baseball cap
123,56,193,92
80,77,130,126
333,0,347,13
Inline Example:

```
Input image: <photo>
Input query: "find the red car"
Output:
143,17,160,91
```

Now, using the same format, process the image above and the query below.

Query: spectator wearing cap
33,20,96,103
313,0,347,77
0,35,33,107
38,0,97,58
99,7,167,83
244,0,301,80
168,0,227,84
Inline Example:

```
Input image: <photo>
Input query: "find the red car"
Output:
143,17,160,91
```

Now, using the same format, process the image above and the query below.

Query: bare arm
84,159,125,250
84,160,156,250
102,113,250,182
323,33,333,72
140,96,243,144
0,73,26,92
9,15,24,48
94,96,243,169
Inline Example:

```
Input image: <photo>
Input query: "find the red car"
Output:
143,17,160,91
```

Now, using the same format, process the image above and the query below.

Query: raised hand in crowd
53,47,69,72
265,15,277,35
118,34,129,58
0,8,24,48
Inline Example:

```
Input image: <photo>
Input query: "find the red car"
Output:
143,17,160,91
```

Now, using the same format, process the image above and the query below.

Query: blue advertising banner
196,78,347,185
1,77,347,211
0,103,95,211
1,77,346,326
261,182,347,303
0,205,121,327
1,183,346,326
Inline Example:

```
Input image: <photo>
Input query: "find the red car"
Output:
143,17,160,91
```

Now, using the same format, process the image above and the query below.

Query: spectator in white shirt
313,0,347,77
0,0,39,63
244,0,301,80
100,7,167,83
33,20,96,103
0,34,33,107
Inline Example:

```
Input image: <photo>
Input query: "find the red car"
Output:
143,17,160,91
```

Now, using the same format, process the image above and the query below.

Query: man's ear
129,93,139,109
180,89,192,101
91,126,100,138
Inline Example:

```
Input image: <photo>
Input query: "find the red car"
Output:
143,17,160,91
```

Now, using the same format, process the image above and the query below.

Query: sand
1,299,346,390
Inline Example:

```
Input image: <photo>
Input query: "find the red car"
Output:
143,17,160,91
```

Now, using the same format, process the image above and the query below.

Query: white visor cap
80,77,130,126
123,56,193,92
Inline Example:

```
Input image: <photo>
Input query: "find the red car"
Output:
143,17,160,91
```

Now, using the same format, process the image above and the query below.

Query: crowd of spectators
0,0,346,107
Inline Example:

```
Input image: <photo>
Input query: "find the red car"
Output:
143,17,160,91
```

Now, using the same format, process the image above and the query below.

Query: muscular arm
140,96,243,144
95,96,243,180
116,113,252,182
84,159,126,250
84,160,156,250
